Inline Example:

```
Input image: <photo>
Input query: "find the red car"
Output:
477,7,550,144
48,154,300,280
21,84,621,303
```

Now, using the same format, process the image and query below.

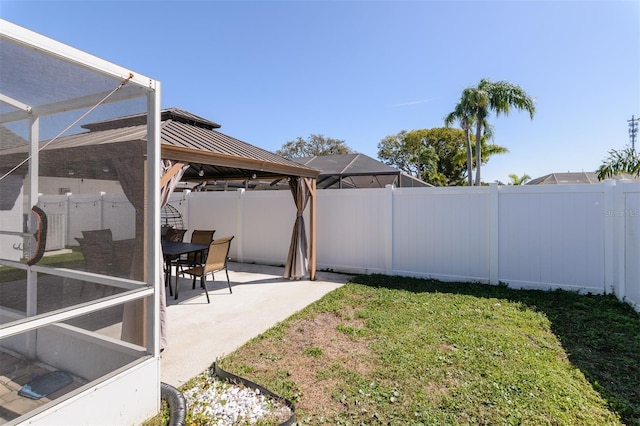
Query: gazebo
1,106,321,279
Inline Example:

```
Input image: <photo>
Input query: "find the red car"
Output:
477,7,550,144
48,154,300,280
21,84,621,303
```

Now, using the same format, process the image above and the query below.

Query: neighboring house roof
0,125,27,151
292,154,431,189
0,125,26,208
527,171,639,185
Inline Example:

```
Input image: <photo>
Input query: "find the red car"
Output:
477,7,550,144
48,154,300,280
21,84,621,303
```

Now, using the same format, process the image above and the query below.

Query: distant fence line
38,193,136,250
37,181,640,311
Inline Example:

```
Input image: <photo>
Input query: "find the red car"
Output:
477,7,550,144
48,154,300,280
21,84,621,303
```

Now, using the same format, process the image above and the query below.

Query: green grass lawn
9,251,639,424
214,275,639,425
0,249,84,282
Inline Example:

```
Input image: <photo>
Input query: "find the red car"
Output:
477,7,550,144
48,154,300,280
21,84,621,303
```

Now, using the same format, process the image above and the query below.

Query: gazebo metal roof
0,107,320,182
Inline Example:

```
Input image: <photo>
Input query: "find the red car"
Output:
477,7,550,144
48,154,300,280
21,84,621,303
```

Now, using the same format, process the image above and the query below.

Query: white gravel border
182,371,291,425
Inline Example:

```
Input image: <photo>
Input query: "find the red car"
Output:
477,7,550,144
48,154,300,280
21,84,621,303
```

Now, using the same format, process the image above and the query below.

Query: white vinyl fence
38,193,136,247
37,181,640,311
182,182,640,311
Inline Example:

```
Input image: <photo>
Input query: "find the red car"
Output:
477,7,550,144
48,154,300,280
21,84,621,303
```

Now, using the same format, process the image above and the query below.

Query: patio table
161,240,208,300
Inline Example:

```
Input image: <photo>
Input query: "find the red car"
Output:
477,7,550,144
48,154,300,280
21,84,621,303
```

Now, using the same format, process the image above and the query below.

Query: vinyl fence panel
392,186,491,282
316,188,389,274
240,190,292,265
497,185,606,292
187,191,240,259
102,194,135,241
621,183,640,309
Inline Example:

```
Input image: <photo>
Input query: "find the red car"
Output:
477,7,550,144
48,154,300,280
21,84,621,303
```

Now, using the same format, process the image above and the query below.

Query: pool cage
0,19,162,425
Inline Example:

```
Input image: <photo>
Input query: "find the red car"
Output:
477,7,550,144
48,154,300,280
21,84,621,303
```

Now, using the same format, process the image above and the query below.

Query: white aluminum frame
0,18,163,425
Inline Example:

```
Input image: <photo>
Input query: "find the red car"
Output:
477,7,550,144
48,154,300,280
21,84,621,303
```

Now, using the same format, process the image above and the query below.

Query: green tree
446,79,535,186
596,146,640,180
275,134,352,158
377,127,507,186
377,130,435,181
508,173,531,185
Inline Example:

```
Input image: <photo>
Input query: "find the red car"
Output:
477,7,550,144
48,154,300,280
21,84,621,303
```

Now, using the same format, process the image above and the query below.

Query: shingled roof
293,154,431,189
527,171,639,185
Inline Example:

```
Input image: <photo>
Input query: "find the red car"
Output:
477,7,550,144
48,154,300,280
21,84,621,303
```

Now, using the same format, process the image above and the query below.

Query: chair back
76,229,114,274
164,228,187,242
187,230,215,263
204,236,234,273
190,230,215,245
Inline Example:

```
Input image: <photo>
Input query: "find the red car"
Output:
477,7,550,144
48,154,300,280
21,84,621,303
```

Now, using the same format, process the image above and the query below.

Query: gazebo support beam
160,162,187,188
304,177,317,281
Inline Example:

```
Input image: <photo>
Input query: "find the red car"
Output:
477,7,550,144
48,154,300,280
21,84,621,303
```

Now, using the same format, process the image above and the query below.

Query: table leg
174,267,179,300
165,259,173,297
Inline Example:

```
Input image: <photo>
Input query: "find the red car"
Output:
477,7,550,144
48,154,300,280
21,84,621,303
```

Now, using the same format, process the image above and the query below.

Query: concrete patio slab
160,262,351,387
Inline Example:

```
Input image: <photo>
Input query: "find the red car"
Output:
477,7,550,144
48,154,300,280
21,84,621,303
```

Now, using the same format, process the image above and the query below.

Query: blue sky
2,0,639,184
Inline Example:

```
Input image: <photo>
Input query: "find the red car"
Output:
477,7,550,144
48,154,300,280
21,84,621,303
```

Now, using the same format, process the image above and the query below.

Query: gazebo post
307,177,317,281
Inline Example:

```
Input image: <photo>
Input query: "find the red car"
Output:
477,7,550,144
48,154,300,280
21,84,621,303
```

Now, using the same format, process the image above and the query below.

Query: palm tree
596,146,640,180
445,107,506,185
445,99,475,185
448,79,536,185
508,173,531,185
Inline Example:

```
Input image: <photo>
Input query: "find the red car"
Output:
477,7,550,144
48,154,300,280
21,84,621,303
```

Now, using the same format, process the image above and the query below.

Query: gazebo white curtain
115,154,146,346
120,158,187,349
284,176,310,279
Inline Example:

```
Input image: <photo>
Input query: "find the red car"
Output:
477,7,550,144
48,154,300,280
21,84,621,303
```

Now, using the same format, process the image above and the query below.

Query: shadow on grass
350,274,640,426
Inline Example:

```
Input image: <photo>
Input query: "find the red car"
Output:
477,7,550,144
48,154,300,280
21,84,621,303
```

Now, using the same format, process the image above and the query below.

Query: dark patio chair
163,228,187,242
77,229,115,274
162,228,187,294
182,236,234,303
76,229,117,296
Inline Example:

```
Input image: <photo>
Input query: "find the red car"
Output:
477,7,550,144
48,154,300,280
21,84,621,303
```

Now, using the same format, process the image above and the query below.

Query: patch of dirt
284,312,372,411
228,310,373,418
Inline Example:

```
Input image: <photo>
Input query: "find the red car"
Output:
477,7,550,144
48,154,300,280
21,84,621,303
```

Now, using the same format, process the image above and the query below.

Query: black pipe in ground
161,365,296,426
161,382,187,426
